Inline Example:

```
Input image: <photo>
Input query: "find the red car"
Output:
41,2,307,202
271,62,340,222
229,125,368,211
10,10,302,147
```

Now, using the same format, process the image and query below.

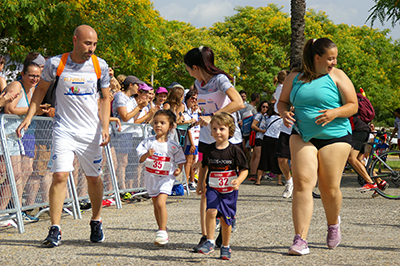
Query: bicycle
312,140,400,199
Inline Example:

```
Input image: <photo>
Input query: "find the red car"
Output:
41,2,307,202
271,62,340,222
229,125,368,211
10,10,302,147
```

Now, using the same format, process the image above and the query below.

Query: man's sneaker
282,183,293,198
356,182,377,192
288,234,310,255
215,217,220,230
154,230,169,246
220,246,232,260
327,217,341,249
372,180,389,198
198,240,215,255
215,231,222,248
21,212,39,223
42,226,62,247
90,220,105,243
193,235,207,252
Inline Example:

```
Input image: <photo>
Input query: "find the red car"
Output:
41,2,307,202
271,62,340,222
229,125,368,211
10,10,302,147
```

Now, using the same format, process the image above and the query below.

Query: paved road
0,173,399,265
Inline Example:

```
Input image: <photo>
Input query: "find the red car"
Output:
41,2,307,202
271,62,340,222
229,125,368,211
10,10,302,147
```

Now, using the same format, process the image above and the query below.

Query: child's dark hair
154,109,176,126
210,112,235,138
184,46,233,81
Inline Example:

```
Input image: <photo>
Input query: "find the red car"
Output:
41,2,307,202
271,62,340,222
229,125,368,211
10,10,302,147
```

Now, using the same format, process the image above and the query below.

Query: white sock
207,239,215,244
51,224,60,230
223,245,230,248
286,178,293,184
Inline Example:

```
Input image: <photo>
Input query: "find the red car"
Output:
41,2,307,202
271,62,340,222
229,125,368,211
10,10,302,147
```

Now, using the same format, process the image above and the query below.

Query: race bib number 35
145,155,171,176
209,170,237,194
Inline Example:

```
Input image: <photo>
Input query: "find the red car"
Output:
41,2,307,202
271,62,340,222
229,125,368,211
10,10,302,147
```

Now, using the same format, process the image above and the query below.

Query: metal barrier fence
0,114,188,233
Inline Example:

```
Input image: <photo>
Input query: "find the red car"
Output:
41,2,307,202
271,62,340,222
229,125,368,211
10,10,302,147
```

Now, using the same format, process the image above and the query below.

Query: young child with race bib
136,109,186,246
196,112,248,260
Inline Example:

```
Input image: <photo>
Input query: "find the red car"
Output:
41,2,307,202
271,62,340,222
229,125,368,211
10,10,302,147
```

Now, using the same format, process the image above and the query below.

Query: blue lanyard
19,81,30,107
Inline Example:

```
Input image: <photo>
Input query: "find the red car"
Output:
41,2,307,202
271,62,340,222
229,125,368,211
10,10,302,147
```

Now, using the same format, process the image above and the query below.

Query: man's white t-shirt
41,54,110,133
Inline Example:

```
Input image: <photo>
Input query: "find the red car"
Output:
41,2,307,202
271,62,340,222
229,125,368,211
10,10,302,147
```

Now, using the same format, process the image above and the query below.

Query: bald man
17,25,111,247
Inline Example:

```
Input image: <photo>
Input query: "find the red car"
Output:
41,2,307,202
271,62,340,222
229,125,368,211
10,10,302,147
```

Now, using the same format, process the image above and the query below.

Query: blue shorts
20,133,35,158
206,186,238,226
184,145,198,155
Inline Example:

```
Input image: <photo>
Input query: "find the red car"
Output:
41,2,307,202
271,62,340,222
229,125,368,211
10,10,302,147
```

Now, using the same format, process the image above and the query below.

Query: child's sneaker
198,240,215,255
43,226,62,247
193,235,207,252
220,246,232,260
288,234,310,255
154,230,168,246
327,217,341,249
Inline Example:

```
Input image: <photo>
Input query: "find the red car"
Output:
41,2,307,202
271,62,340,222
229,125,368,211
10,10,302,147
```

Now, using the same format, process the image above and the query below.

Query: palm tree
367,0,400,27
290,0,306,70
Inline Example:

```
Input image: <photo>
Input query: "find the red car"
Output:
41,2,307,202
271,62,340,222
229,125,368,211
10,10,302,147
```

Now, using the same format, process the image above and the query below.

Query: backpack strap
91,54,104,99
51,53,104,99
50,53,69,99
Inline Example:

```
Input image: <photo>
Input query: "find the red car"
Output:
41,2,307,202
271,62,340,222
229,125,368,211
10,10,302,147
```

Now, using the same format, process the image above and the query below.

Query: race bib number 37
145,155,171,176
209,170,237,194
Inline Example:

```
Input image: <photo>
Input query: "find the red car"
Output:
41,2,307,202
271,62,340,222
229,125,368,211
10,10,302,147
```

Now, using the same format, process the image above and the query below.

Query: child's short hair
210,112,235,138
154,109,176,126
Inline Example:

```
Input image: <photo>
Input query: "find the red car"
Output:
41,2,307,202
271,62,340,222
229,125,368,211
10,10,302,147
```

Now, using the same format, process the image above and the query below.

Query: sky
151,0,400,40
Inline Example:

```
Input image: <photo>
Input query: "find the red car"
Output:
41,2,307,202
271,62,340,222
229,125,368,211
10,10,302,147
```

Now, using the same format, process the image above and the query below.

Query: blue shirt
290,73,351,142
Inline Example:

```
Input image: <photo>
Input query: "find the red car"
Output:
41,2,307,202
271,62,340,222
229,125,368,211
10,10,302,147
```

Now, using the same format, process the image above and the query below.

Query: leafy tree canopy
1,2,399,125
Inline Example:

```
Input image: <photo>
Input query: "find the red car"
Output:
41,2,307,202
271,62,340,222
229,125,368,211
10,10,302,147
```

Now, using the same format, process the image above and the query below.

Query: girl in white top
137,109,186,246
2,62,48,209
273,70,294,198
255,108,283,186
112,75,147,191
184,46,244,251
249,101,269,181
183,89,200,190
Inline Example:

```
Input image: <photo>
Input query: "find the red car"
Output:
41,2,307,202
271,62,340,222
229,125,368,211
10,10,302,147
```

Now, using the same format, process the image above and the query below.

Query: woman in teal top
278,38,358,255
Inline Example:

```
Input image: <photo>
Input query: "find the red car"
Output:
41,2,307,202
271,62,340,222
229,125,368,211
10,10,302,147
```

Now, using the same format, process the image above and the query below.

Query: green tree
0,0,166,83
155,20,240,89
367,0,400,27
211,5,291,97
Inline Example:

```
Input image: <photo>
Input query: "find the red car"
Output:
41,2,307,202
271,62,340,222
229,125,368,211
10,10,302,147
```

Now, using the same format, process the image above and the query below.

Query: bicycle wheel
369,150,400,199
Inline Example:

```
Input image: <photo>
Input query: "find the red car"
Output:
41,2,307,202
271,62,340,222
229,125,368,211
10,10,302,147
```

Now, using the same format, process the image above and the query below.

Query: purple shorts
206,186,238,226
